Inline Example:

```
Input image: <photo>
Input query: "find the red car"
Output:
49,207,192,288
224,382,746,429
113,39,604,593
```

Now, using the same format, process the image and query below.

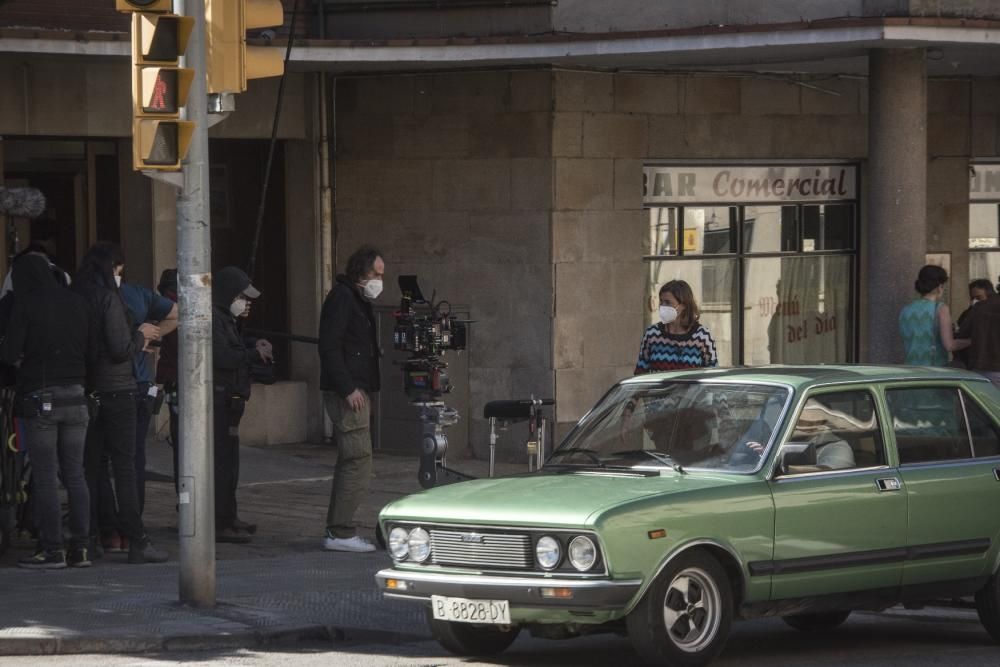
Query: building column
866,48,927,363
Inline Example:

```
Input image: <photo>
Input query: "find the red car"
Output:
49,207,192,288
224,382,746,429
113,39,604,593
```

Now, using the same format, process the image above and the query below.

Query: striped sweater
635,323,719,374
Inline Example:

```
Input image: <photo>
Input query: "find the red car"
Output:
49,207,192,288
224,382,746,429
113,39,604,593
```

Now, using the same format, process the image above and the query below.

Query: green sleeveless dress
899,299,948,366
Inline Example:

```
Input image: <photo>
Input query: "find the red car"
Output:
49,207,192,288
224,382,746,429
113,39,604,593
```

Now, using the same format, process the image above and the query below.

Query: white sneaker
323,535,376,553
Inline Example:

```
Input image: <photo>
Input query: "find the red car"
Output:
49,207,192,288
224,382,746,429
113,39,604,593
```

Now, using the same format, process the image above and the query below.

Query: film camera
392,276,472,488
393,275,468,403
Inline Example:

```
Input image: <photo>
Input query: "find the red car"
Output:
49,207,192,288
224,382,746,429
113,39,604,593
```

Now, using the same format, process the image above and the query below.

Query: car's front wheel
627,550,733,666
782,611,851,631
426,609,520,657
975,570,1000,642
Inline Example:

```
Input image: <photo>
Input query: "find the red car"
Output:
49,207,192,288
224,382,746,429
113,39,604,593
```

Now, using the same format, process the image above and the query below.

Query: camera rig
393,276,472,487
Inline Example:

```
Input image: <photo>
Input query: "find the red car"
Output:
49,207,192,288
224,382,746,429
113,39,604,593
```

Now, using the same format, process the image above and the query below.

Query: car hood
379,469,740,528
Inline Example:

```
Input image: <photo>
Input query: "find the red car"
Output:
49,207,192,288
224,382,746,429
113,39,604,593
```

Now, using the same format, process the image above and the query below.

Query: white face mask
659,305,678,324
114,275,122,288
362,278,383,300
230,297,249,318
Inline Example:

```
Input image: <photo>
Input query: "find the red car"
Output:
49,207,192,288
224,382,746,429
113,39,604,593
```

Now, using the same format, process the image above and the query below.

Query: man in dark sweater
318,245,384,553
1,255,92,568
957,290,1000,386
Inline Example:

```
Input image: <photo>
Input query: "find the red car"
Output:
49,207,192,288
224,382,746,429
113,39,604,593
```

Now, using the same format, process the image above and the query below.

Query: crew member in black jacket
1,255,92,569
212,266,272,543
74,243,167,564
318,245,384,553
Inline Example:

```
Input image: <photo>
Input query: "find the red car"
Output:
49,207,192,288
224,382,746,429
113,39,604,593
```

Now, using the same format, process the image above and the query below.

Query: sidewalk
0,439,525,655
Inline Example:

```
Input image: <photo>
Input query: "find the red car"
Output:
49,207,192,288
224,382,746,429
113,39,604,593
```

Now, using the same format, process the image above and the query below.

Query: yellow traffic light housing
206,0,285,94
117,0,173,12
130,11,195,171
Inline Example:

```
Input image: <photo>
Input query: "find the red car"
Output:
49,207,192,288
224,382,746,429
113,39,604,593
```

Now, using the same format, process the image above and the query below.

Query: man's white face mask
230,296,249,318
114,275,122,288
362,278,383,300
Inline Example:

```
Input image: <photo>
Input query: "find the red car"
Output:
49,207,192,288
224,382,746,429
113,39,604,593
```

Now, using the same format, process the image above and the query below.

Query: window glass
743,255,852,365
963,393,1000,458
646,259,735,367
744,205,797,253
684,207,735,255
650,207,679,255
886,387,973,464
801,204,854,251
969,203,1000,249
781,390,884,473
970,252,1000,288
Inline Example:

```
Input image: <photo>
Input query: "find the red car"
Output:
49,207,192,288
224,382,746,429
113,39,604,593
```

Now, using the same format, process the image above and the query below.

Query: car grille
429,529,533,569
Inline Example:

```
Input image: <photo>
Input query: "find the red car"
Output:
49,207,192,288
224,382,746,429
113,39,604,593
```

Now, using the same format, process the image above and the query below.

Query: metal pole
175,0,216,607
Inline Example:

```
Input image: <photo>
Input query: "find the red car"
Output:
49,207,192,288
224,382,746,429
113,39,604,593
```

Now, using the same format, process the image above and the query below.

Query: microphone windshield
0,186,47,218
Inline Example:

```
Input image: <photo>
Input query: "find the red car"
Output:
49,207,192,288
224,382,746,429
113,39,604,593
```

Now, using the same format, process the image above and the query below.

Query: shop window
743,255,852,366
969,203,1000,284
886,387,972,464
643,164,857,366
744,205,797,253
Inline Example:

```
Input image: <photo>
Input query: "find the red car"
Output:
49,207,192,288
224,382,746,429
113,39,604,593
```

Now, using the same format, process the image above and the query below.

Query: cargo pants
324,390,373,539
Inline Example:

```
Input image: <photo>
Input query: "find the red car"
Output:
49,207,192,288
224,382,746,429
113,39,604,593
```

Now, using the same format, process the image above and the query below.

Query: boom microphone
0,186,47,218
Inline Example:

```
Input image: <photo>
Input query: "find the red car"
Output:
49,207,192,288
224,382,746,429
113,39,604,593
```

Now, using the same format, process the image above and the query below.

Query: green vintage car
375,366,1000,665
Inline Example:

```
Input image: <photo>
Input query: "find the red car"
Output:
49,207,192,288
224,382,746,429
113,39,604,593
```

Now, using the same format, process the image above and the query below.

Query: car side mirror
779,442,816,475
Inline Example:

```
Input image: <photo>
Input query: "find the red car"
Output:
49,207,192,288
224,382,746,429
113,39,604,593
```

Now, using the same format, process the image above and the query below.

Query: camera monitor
398,275,428,304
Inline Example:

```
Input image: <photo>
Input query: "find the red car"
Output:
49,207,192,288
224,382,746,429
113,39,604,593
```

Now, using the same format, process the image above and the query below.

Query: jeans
20,385,90,553
213,392,245,529
95,386,156,534
324,390,373,539
84,392,147,543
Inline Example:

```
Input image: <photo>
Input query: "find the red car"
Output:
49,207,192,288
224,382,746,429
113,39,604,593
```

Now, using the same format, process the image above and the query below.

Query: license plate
431,595,511,624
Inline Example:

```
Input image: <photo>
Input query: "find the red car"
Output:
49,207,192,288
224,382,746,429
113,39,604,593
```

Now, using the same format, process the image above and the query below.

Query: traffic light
206,0,285,94
126,10,196,171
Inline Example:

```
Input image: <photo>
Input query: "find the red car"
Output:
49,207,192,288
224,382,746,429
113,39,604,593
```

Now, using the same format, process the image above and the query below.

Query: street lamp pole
175,0,216,607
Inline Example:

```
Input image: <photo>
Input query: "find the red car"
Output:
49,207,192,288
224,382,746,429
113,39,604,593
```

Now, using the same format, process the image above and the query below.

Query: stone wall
333,71,554,461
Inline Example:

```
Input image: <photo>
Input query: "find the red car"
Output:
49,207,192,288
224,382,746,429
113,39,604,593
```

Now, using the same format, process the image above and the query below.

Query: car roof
620,365,990,391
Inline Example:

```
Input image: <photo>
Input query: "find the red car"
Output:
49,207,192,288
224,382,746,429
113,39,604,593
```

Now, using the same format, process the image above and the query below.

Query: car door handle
876,477,902,492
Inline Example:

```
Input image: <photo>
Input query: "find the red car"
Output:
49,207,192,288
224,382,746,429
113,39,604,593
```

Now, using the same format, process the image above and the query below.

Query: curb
0,624,430,656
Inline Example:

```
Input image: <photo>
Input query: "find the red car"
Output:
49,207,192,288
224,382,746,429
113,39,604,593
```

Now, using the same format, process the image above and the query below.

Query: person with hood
0,255,92,569
212,266,272,543
74,242,168,564
318,245,384,553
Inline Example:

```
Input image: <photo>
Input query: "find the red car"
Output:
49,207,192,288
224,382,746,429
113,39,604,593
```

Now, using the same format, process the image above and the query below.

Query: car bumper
375,568,642,610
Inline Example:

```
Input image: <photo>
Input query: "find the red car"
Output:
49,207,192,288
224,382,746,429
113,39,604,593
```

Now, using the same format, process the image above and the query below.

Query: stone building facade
3,1,1000,456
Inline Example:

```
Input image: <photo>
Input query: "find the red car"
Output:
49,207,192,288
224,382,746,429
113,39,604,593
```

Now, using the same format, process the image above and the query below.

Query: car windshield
552,381,790,472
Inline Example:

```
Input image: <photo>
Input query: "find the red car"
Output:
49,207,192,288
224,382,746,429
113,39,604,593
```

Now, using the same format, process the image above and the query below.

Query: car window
885,387,973,464
780,389,884,474
552,381,790,472
963,394,1000,458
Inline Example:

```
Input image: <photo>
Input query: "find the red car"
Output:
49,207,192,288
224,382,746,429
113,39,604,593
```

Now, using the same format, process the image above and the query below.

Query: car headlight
407,527,431,563
535,535,561,570
568,536,597,571
388,527,410,560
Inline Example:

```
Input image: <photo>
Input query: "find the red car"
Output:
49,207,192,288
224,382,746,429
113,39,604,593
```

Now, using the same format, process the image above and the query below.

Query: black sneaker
216,527,252,544
18,550,67,570
67,547,92,568
128,539,169,564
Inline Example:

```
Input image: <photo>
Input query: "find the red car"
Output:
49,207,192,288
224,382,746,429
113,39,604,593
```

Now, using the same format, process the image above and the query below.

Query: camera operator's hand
346,389,366,412
139,323,161,351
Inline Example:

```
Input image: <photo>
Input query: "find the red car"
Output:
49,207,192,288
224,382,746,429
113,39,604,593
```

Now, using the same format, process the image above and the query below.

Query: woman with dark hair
74,242,167,563
899,264,969,366
635,279,718,373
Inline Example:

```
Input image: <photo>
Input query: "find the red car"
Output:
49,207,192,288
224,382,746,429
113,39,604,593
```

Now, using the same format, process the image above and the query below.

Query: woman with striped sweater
635,280,718,373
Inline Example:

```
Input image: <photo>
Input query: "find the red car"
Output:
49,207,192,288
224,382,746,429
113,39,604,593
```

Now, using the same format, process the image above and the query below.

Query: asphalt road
1,609,998,666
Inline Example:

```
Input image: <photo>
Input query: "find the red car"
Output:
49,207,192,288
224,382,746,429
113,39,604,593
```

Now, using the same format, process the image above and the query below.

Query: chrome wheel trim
661,566,722,653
